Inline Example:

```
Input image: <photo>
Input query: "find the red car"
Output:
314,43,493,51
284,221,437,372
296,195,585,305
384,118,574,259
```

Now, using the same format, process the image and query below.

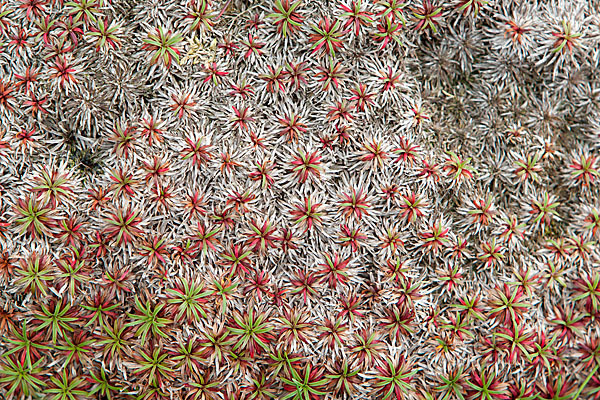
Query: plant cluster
0,0,599,399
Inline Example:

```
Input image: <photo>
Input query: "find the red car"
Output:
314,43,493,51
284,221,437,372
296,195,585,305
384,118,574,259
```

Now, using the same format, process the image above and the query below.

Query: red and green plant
228,307,275,357
126,295,172,345
142,27,183,68
309,17,345,58
371,355,417,400
268,0,303,37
